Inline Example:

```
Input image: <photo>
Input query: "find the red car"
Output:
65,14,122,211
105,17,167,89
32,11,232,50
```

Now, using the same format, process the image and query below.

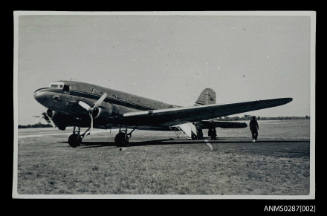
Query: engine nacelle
91,106,114,120
92,107,101,119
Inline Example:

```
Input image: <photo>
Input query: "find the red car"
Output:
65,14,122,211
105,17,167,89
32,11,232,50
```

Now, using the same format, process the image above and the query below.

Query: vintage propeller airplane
33,81,292,147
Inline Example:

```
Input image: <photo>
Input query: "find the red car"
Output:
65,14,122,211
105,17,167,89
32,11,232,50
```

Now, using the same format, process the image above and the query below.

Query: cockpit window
49,82,65,90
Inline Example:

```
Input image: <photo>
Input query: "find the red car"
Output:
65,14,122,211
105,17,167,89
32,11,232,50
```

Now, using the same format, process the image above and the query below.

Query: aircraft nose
33,88,49,104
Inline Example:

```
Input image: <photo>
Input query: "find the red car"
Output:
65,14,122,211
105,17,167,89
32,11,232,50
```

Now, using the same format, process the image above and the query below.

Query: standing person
208,126,217,140
249,116,259,142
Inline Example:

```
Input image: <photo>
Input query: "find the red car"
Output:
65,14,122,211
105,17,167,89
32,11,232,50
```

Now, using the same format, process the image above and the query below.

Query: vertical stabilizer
195,88,216,105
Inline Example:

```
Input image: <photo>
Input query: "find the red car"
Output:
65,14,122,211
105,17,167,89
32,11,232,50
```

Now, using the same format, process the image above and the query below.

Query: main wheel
115,132,129,147
68,134,82,147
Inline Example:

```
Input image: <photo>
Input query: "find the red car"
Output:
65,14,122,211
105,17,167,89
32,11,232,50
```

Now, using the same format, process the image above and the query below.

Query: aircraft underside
66,124,216,148
45,110,217,147
49,111,214,147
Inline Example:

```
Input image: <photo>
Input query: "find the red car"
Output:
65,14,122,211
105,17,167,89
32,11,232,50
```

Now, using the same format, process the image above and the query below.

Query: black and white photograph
13,11,315,199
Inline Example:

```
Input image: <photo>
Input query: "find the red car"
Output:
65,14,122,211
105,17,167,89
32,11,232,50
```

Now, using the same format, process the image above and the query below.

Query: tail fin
195,88,216,105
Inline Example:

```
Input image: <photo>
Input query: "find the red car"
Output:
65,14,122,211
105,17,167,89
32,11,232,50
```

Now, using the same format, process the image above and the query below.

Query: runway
16,124,310,195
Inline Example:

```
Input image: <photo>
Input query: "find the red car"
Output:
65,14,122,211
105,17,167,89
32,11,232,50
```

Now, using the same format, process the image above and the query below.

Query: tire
115,132,129,147
68,134,81,147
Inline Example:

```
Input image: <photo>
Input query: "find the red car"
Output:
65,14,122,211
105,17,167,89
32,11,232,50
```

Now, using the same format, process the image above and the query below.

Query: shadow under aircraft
34,81,292,147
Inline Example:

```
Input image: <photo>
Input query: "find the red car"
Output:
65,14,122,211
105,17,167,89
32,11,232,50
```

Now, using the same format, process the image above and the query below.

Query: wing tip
284,97,293,104
267,97,292,104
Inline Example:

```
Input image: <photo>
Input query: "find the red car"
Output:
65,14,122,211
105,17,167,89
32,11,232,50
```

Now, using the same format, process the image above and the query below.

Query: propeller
78,93,107,134
43,112,56,128
33,111,56,128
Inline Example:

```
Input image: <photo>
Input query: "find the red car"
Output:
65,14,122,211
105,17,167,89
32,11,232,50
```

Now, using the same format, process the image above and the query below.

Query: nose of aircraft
33,88,49,104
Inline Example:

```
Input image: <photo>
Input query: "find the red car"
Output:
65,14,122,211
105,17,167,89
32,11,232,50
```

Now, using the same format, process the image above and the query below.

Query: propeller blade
38,116,45,123
35,116,44,124
33,115,45,124
89,112,94,134
44,112,56,128
78,93,107,134
78,101,92,111
93,93,107,108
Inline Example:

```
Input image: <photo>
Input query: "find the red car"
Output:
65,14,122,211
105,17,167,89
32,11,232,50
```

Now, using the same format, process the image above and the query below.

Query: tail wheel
68,134,82,147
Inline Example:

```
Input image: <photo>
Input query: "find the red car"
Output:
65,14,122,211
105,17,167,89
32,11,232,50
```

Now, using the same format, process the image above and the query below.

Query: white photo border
13,10,316,199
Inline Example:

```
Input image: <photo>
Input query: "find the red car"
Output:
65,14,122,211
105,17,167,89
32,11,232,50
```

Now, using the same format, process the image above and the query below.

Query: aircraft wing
120,97,292,126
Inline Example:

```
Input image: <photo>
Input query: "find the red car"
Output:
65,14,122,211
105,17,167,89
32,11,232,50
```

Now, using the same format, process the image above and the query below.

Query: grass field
16,120,310,195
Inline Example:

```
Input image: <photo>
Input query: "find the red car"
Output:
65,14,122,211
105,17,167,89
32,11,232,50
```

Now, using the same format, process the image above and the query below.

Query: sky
17,13,313,125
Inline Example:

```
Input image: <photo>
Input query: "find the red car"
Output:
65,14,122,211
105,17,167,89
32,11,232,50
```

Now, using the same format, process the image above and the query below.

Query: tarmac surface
16,127,311,196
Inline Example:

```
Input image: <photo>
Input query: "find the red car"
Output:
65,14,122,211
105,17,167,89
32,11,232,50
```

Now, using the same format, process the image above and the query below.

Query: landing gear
68,134,82,147
114,128,135,147
115,132,129,147
68,126,90,148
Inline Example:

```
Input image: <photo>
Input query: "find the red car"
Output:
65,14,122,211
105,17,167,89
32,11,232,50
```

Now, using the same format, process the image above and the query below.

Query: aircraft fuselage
33,80,292,147
34,80,177,130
